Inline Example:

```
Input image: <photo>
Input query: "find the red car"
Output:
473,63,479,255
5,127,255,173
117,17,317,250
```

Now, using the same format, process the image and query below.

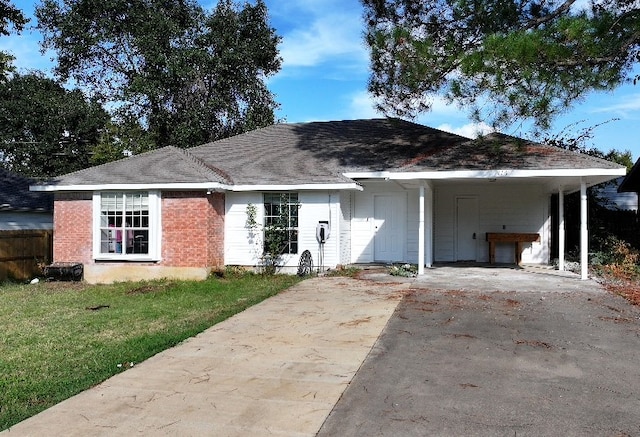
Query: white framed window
263,193,298,255
93,191,161,261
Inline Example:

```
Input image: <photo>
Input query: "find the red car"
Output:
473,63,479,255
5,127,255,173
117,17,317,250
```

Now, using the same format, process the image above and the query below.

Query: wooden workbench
486,232,540,265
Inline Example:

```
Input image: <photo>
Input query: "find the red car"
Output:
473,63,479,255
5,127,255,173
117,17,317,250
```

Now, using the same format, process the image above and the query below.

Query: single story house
1,168,53,230
31,118,625,283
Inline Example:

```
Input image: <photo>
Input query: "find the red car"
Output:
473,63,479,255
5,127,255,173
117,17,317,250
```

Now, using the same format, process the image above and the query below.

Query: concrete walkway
2,277,407,436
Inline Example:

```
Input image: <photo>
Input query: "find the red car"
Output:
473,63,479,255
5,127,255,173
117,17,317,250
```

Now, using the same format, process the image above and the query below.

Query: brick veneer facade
161,191,224,267
53,191,225,277
54,192,93,263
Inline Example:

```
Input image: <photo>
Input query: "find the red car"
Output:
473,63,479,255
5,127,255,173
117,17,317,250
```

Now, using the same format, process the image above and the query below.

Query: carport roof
32,118,625,191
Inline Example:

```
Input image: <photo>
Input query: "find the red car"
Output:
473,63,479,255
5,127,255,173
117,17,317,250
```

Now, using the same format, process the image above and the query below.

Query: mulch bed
596,270,640,306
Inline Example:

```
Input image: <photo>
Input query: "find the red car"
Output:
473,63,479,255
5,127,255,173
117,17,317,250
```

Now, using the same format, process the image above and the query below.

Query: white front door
374,194,406,262
456,196,478,261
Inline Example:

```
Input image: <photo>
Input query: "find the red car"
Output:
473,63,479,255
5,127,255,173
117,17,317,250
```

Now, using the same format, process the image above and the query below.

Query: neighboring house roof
0,168,53,212
597,176,638,211
33,118,625,191
618,157,640,193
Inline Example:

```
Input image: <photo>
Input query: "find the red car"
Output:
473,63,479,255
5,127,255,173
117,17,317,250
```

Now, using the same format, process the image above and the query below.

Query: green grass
0,271,302,431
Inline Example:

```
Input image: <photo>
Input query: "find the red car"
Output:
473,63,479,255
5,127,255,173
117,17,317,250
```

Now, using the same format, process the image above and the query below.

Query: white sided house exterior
32,119,625,283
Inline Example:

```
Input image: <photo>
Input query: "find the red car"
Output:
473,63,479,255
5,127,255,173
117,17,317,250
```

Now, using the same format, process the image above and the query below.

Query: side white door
456,196,478,261
374,194,406,262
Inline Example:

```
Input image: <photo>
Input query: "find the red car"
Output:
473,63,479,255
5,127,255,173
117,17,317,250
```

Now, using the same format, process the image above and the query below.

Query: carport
347,135,625,280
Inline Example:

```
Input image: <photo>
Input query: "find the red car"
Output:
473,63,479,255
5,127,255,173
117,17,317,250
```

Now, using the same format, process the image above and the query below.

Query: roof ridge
46,146,175,183
168,146,233,184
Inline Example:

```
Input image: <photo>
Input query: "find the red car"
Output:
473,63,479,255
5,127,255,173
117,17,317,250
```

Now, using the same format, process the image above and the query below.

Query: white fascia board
30,182,232,192
343,168,626,180
228,183,363,191
30,182,364,193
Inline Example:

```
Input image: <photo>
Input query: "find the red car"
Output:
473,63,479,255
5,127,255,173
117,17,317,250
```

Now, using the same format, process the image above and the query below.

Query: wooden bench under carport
486,232,540,265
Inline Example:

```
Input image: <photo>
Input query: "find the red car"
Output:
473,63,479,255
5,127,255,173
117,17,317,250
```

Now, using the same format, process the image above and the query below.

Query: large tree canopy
0,73,109,178
36,0,281,149
0,0,28,78
363,0,640,129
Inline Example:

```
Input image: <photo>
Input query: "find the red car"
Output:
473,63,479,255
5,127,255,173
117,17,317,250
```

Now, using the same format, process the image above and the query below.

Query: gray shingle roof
0,169,53,211
49,146,230,186
44,118,624,188
400,132,624,171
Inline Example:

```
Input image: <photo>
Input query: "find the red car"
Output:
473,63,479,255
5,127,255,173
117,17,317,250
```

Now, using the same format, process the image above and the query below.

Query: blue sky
4,0,640,160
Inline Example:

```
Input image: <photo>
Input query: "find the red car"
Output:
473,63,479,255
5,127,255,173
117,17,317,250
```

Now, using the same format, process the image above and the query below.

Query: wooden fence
0,230,53,281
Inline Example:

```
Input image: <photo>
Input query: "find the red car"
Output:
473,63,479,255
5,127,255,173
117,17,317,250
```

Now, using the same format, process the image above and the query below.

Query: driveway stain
318,286,640,437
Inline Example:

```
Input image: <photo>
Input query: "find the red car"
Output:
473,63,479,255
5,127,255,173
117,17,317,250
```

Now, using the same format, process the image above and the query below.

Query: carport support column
558,188,565,271
418,184,425,275
580,179,588,280
425,183,433,268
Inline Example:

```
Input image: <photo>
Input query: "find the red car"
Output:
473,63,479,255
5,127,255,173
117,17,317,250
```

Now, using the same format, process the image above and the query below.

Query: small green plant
324,265,361,278
590,235,640,281
389,263,418,277
245,203,258,230
246,196,299,275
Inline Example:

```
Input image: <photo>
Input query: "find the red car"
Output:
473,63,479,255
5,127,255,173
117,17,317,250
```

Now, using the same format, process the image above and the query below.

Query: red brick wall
54,191,225,269
206,193,225,266
161,191,224,267
53,192,93,263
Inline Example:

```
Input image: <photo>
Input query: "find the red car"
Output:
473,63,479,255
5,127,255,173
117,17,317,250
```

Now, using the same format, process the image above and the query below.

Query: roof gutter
30,182,363,192
343,168,627,180
228,183,363,191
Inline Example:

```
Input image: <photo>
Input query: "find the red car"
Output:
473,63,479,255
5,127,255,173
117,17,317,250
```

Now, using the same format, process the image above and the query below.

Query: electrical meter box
316,221,330,243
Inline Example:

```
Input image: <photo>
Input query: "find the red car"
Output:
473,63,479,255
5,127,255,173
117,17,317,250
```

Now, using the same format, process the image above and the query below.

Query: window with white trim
94,191,160,260
263,193,298,255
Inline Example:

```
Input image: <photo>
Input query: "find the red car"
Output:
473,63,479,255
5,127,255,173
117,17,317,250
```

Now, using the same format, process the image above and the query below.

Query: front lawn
0,271,301,431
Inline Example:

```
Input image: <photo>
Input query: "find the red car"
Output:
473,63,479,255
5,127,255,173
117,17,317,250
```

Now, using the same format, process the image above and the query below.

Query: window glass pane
263,192,298,255
99,192,150,255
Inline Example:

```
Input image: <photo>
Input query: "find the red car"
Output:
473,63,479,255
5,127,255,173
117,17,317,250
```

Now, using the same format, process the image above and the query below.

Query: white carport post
580,179,588,280
425,183,433,268
418,184,425,275
558,188,565,271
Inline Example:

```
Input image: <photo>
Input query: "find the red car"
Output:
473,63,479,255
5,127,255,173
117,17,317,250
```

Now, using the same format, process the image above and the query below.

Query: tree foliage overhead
363,0,640,129
0,73,109,178
0,0,28,78
36,0,281,149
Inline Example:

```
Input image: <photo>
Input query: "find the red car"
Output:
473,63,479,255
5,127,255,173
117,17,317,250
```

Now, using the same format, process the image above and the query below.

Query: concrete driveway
318,266,640,436
2,276,406,436
4,265,640,436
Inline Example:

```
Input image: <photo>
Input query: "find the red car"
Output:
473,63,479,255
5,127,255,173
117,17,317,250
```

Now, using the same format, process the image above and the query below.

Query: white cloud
278,14,366,69
590,94,640,117
270,0,367,71
436,122,494,139
346,90,383,119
